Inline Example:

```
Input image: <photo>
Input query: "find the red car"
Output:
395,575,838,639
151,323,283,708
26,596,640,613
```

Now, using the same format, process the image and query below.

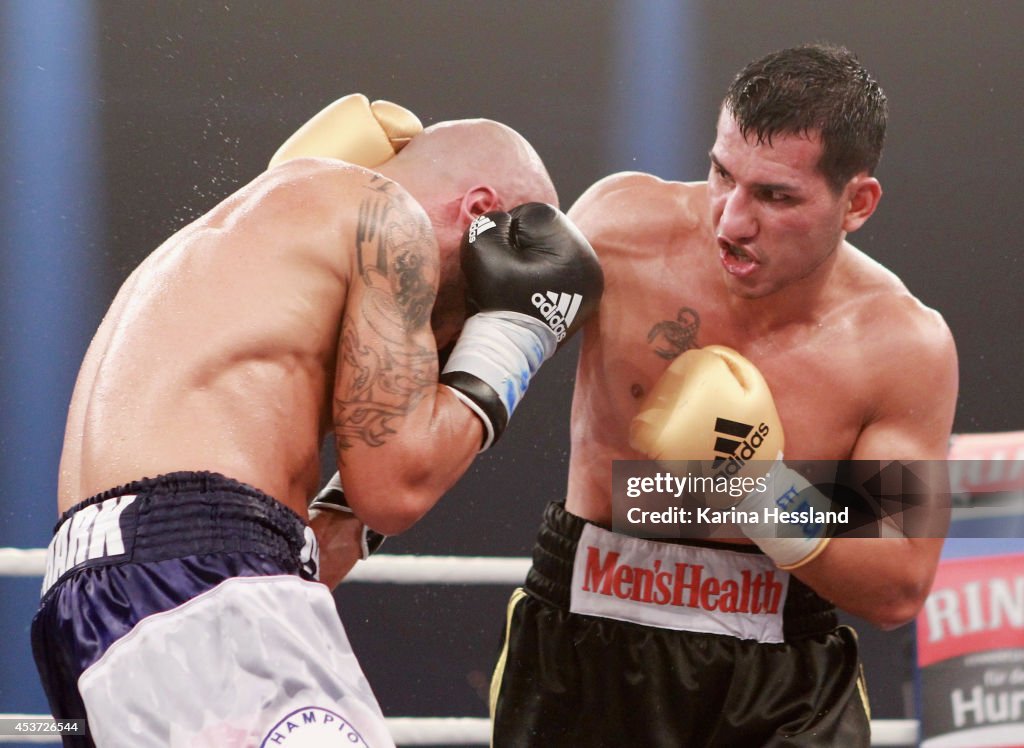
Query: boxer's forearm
787,535,944,629
336,391,482,536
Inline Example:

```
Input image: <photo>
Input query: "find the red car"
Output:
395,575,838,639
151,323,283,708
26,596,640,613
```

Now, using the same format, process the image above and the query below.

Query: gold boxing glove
268,93,423,170
630,344,784,467
630,345,832,569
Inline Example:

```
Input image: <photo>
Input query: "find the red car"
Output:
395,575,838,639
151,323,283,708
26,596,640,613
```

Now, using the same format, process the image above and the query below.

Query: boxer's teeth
729,244,750,261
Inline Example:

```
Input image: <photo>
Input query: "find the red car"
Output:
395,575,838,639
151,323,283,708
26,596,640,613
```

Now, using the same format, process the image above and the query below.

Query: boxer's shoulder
258,156,412,209
825,246,957,412
212,158,432,271
569,173,710,259
837,244,954,351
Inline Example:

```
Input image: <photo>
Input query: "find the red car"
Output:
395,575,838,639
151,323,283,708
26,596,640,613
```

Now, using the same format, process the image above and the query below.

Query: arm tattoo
355,177,435,330
335,326,436,450
336,178,440,452
647,306,700,360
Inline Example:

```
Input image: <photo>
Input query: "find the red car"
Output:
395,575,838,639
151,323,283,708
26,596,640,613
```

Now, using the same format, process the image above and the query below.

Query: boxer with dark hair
491,44,957,747
33,94,602,747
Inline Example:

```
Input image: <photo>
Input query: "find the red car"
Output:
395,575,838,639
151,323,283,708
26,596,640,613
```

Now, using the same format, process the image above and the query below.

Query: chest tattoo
647,306,700,360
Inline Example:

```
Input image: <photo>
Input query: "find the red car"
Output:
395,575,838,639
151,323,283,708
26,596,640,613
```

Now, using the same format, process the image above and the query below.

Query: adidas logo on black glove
467,215,497,243
532,291,584,342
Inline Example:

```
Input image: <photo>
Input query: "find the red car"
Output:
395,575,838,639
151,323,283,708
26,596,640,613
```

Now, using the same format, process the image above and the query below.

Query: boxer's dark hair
723,43,887,194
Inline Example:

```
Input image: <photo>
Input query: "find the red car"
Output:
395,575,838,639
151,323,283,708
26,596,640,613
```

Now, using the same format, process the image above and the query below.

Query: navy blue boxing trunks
31,471,395,747
490,502,871,747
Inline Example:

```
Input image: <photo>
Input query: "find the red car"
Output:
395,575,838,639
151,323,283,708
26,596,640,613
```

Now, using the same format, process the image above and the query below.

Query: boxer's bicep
851,407,950,464
851,410,954,545
852,315,959,464
789,318,957,626
806,324,958,623
852,318,958,535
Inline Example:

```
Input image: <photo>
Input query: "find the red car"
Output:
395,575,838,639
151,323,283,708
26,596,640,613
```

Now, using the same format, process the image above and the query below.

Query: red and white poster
918,552,1024,747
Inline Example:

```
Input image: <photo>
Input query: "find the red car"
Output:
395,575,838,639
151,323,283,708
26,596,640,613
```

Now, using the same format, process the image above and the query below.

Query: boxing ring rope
0,550,918,746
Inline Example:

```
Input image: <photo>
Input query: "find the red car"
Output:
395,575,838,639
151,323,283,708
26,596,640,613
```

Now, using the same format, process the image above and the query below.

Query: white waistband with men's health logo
569,523,789,643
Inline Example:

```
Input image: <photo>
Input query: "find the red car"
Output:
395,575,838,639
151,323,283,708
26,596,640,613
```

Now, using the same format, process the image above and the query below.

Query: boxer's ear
459,186,500,222
841,174,881,233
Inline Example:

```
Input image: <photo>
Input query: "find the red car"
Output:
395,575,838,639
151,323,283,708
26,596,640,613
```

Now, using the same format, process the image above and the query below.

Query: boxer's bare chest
580,251,867,463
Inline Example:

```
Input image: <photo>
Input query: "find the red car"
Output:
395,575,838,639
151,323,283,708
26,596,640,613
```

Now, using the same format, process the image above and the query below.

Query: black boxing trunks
31,471,394,748
490,502,871,747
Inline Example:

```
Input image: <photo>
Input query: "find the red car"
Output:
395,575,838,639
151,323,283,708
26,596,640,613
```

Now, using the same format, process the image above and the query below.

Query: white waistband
569,524,790,643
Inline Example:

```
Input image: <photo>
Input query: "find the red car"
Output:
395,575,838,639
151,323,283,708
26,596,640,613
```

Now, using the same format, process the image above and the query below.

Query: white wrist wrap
735,458,833,569
442,311,557,419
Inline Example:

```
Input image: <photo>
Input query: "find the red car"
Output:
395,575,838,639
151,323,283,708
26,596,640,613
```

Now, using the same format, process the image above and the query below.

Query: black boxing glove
308,472,386,559
441,203,603,449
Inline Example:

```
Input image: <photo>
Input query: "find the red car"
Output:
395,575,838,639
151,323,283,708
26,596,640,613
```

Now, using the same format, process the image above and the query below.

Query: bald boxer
32,95,602,747
491,44,958,746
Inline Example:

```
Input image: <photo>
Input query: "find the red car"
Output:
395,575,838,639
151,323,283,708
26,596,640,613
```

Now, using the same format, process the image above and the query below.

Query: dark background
1,0,1021,741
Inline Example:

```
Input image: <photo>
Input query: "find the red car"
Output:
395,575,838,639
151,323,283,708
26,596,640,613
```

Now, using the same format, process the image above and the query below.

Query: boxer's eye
709,155,732,183
759,188,793,204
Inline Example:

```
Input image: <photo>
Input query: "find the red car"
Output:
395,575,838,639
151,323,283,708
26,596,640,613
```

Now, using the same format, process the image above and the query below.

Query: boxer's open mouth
719,240,759,276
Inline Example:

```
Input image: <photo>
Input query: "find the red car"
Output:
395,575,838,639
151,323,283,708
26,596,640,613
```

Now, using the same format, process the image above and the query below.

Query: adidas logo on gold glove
712,417,771,474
